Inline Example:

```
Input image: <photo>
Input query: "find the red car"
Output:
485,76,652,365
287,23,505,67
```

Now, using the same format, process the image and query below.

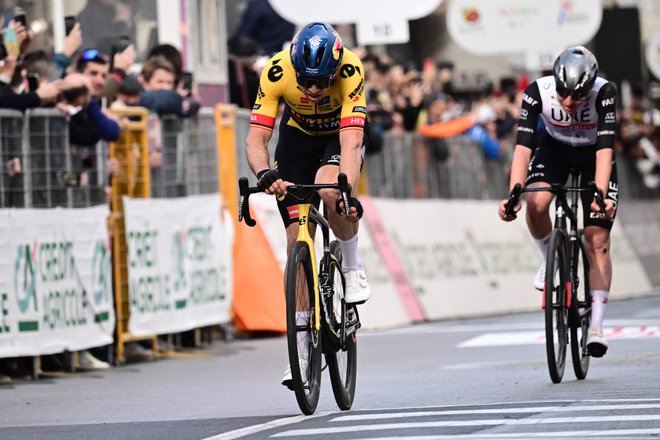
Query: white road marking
459,326,660,347
201,412,330,440
331,403,660,422
348,429,660,439
271,415,660,437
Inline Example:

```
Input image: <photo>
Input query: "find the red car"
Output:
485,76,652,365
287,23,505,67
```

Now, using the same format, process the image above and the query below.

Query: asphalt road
1,295,660,440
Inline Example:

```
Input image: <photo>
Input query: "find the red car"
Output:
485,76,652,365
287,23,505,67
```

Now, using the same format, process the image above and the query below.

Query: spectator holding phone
51,21,83,81
138,55,199,117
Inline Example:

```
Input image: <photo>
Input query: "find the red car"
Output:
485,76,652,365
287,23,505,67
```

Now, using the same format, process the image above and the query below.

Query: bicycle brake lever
238,177,256,227
589,181,607,214
504,183,522,219
337,173,351,217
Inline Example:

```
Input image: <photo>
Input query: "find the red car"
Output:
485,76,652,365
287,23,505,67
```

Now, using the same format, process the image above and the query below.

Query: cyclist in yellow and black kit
246,22,370,389
246,23,370,302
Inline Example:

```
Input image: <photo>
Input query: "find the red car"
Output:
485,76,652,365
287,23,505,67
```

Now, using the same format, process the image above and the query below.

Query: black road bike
238,173,360,414
504,170,606,383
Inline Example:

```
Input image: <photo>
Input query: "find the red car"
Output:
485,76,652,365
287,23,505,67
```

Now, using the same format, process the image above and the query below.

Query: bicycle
504,169,606,383
238,173,361,415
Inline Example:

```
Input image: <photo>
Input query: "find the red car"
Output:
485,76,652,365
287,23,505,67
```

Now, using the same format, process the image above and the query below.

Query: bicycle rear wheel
545,229,569,384
325,241,357,411
570,233,591,380
285,242,322,415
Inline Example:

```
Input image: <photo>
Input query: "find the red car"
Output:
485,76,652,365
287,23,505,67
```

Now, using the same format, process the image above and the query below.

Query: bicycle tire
545,228,569,384
325,241,357,411
570,233,591,380
285,241,322,415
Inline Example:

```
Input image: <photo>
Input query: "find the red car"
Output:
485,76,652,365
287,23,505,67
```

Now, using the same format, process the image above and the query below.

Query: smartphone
181,71,193,90
64,16,76,36
13,11,27,27
0,33,6,61
1,28,19,57
115,35,131,54
27,73,39,92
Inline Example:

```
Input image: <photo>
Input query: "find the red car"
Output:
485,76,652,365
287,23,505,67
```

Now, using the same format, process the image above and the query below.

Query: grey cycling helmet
553,46,598,101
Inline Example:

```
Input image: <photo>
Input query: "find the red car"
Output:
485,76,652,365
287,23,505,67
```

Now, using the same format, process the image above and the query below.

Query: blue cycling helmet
553,46,598,101
290,22,343,88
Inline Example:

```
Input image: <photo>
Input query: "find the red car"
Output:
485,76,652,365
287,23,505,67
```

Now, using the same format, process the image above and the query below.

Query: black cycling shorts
525,131,619,230
273,113,369,227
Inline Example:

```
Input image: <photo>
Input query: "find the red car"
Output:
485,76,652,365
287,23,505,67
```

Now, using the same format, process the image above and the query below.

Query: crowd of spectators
0,5,202,382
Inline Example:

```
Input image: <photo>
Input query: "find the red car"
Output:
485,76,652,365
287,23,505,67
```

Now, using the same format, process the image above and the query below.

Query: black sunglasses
556,84,589,101
296,74,334,89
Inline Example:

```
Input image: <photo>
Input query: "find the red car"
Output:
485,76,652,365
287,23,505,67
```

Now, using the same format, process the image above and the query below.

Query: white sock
590,290,609,332
535,232,551,261
338,234,361,269
296,311,310,361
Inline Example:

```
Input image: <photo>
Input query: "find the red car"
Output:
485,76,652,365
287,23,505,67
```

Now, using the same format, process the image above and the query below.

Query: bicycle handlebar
238,173,353,227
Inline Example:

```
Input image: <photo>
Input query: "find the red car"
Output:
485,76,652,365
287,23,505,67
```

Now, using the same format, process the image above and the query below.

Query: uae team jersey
249,48,367,136
516,76,617,149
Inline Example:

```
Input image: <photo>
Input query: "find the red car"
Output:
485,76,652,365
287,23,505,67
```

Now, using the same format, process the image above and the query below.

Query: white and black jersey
516,76,617,149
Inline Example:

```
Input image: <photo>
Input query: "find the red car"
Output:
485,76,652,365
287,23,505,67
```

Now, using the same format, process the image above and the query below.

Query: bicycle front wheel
545,229,569,384
570,233,591,380
325,241,357,411
285,242,322,415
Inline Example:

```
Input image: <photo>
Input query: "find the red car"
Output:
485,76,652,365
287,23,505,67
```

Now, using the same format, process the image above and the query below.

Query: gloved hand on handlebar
256,169,291,195
335,196,364,223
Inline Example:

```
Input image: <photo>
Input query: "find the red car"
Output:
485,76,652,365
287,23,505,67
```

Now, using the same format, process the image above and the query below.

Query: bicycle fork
296,203,321,333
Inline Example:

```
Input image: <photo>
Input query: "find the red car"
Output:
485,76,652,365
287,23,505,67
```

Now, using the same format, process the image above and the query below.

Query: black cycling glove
256,169,280,191
335,196,364,219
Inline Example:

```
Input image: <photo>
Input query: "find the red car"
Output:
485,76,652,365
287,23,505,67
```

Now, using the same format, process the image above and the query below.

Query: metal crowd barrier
150,109,220,198
0,108,109,209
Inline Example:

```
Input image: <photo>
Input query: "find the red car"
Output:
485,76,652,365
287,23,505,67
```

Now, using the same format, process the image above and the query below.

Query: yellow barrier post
107,107,155,363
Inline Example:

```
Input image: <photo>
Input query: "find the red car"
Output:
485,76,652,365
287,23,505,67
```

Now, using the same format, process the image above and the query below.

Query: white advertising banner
0,206,114,357
447,0,603,55
123,195,233,336
371,198,652,321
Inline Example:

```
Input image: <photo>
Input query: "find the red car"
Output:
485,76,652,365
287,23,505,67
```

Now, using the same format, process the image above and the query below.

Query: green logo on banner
92,239,111,305
14,244,37,313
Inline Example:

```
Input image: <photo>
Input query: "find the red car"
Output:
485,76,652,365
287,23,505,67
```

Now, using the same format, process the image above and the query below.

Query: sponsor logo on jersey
520,108,528,120
300,97,309,104
518,126,534,133
597,130,615,136
348,79,364,100
352,106,367,114
287,205,299,219
522,93,538,106
605,112,615,123
601,97,615,107
328,154,341,164
319,96,330,106
252,104,261,110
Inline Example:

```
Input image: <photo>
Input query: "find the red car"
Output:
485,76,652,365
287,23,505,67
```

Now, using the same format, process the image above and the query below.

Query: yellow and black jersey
249,48,367,136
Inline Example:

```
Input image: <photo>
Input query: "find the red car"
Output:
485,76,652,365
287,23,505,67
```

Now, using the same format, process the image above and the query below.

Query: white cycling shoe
343,265,371,304
534,260,547,291
281,359,308,390
534,259,559,291
586,328,608,358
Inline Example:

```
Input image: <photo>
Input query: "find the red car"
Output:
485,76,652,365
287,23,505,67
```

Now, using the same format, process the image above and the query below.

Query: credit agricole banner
0,206,114,357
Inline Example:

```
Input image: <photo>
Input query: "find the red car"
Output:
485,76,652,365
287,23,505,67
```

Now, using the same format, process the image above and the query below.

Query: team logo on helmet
309,35,322,50
332,31,343,60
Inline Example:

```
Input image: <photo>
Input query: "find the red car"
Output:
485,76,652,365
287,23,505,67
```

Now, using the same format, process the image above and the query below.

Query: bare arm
498,144,532,220
246,126,272,176
592,147,616,218
339,129,363,193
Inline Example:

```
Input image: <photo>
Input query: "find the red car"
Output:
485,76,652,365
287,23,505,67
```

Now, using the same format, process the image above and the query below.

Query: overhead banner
0,206,114,358
447,0,603,55
123,194,233,336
